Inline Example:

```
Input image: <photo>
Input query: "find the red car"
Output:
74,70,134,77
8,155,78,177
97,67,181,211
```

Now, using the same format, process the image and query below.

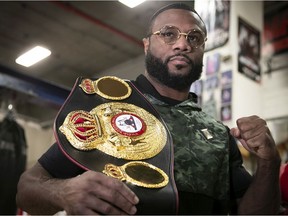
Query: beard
145,50,203,91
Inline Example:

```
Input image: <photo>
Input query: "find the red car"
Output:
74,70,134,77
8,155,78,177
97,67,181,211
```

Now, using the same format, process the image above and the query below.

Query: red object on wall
262,6,288,57
280,163,288,204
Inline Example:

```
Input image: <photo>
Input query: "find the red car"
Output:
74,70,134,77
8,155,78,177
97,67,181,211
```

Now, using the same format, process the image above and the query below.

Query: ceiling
0,0,193,127
0,1,196,87
0,1,284,128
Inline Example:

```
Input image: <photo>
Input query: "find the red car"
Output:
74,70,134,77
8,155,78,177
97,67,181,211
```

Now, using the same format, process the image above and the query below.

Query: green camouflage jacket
144,93,229,201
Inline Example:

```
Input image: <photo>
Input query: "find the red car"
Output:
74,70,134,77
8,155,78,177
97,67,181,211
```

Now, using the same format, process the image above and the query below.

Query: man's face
143,9,206,91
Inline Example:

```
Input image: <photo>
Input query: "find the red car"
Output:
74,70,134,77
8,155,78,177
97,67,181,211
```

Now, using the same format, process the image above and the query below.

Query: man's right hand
59,170,139,215
16,162,139,215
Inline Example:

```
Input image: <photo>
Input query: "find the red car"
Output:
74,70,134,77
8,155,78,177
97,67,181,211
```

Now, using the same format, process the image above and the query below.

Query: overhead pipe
0,64,70,108
51,1,143,47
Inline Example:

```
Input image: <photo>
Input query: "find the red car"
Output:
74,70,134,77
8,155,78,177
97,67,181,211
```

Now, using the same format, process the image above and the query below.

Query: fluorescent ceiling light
15,46,51,67
118,0,146,8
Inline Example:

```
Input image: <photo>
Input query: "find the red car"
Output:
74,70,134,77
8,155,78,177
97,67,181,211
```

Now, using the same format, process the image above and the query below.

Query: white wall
203,1,288,124
230,1,264,125
262,68,288,120
97,55,145,80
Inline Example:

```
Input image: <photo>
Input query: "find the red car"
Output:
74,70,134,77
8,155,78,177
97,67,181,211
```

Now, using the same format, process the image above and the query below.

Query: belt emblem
59,102,167,160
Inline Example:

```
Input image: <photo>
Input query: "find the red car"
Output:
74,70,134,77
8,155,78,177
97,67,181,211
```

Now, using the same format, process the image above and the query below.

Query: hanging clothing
0,114,27,215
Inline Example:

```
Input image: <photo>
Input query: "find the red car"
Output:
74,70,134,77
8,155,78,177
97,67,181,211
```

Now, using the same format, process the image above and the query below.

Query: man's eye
188,34,201,43
162,31,176,38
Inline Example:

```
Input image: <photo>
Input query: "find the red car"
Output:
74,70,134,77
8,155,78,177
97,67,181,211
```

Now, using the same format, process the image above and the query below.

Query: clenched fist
230,115,279,161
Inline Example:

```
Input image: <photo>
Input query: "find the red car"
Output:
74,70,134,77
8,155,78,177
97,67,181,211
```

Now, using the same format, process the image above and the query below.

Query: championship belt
54,76,178,214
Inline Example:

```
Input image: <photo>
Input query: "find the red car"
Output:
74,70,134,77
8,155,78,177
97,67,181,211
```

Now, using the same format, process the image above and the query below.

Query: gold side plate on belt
103,161,169,188
79,76,132,100
59,102,167,160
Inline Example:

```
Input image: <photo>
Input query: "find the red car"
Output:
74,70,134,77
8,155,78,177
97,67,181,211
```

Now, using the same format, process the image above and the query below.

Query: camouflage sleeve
228,129,252,199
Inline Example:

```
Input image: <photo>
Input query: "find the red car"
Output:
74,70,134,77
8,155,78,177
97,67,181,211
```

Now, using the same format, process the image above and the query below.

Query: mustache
165,54,193,64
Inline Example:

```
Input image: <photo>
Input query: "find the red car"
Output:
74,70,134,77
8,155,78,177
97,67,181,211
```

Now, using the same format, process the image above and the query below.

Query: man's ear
143,38,149,55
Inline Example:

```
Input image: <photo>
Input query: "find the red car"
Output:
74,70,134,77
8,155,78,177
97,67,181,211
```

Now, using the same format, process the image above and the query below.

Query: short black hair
147,3,207,36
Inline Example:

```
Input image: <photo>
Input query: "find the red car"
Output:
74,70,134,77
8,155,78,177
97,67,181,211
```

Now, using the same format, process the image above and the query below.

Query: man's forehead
152,9,204,30
150,3,197,21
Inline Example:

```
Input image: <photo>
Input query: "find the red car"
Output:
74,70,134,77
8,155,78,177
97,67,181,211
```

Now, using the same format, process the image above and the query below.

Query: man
16,3,281,215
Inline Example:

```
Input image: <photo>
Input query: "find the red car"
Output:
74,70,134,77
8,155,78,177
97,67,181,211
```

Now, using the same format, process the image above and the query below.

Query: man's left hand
230,115,279,161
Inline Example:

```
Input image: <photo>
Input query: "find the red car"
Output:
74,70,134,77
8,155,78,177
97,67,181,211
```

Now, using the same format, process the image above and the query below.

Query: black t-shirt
39,75,252,214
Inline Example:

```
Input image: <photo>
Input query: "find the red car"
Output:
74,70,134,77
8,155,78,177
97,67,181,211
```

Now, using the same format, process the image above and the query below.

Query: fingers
236,115,267,140
236,116,268,150
62,171,139,215
231,115,267,141
230,115,278,160
230,127,240,138
95,172,139,204
90,172,138,214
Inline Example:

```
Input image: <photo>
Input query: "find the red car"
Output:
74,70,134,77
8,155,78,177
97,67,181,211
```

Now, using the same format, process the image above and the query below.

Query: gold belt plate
59,102,167,160
103,161,169,188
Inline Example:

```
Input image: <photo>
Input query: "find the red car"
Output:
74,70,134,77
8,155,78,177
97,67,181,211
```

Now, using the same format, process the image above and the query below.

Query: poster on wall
194,0,230,51
262,5,288,57
221,104,232,121
206,53,221,76
205,76,218,90
238,17,261,83
262,5,288,73
221,87,232,104
221,70,232,87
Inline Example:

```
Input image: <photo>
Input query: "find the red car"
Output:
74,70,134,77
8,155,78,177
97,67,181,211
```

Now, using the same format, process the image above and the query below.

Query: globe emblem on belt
111,113,146,137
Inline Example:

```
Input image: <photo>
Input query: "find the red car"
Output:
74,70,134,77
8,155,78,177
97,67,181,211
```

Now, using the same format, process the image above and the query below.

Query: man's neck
144,73,189,101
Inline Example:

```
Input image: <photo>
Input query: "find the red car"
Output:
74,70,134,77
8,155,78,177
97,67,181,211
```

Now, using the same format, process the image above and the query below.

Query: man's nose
173,33,192,52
